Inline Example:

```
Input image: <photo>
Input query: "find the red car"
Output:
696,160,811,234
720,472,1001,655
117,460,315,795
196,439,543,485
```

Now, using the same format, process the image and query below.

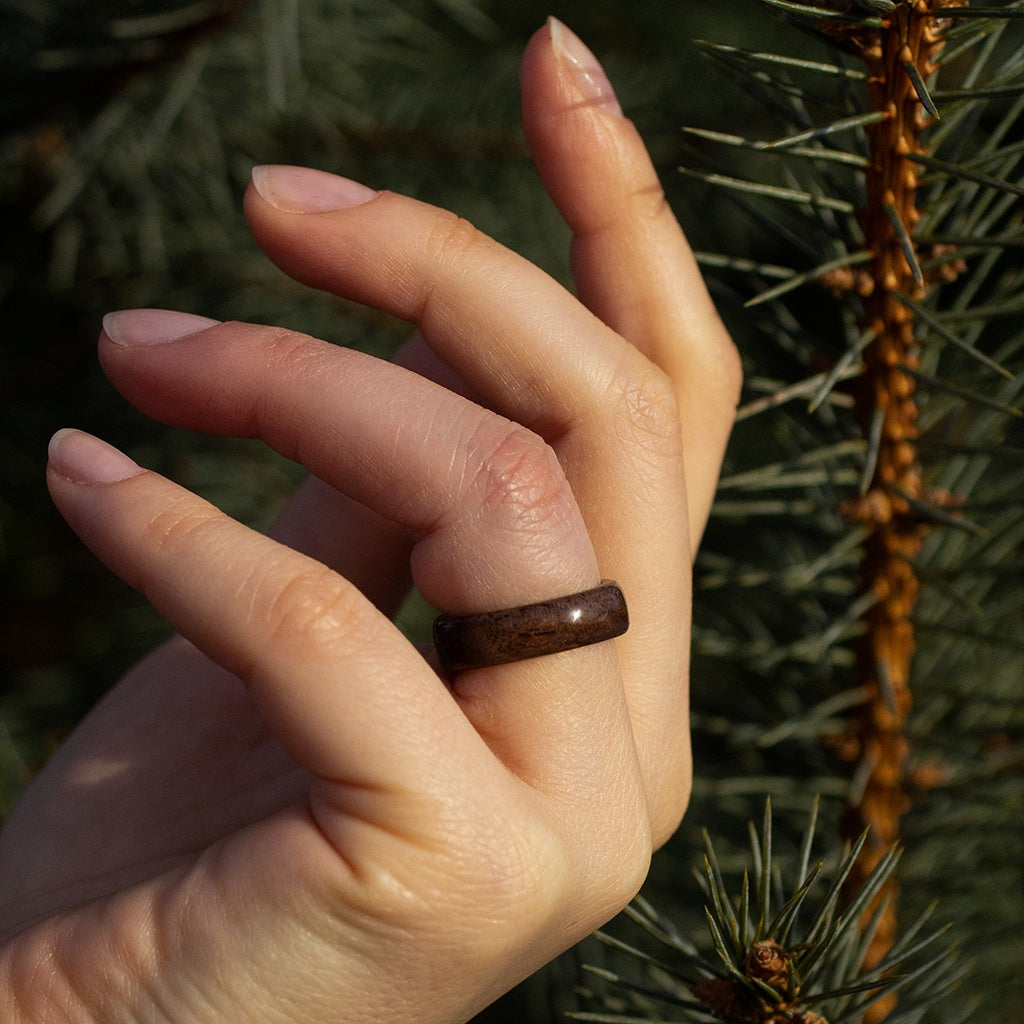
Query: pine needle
936,299,1024,324
745,250,872,307
736,367,860,420
884,202,925,285
933,82,1024,101
761,110,887,150
915,233,1024,249
898,364,1024,417
682,125,870,166
756,0,885,24
108,1,230,39
903,58,941,119
757,798,773,931
927,6,1024,18
692,40,868,80
808,328,875,413
694,249,794,279
896,291,1014,379
909,151,1024,198
677,166,856,213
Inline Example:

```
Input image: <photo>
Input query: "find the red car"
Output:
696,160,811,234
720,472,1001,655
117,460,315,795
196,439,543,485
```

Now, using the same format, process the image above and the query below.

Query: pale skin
0,19,740,1024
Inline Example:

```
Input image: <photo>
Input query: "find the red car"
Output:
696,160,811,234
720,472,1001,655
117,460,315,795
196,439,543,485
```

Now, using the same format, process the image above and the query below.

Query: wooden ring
433,580,628,675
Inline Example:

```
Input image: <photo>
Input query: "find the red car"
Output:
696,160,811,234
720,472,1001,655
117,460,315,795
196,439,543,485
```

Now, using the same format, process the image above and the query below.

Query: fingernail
102,309,221,347
250,165,377,213
48,429,145,485
548,17,622,117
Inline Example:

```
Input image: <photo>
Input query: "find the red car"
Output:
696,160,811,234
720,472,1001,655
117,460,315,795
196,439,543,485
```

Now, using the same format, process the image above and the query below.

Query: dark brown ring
433,580,628,675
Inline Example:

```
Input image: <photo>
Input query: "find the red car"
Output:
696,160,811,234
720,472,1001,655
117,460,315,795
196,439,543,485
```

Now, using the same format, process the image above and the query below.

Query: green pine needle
933,81,1024,100
903,59,941,119
909,151,1024,198
692,40,869,80
756,0,885,25
884,202,925,285
898,363,1023,418
677,165,856,214
682,125,871,167
896,291,1014,379
762,110,888,150
744,250,873,308
928,6,1024,19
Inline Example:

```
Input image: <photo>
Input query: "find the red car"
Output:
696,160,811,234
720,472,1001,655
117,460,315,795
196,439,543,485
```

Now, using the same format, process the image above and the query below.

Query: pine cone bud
744,939,790,991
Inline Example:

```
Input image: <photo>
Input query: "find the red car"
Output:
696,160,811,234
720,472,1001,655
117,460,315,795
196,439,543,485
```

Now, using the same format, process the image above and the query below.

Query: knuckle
614,795,656,891
616,832,655,907
650,772,692,851
610,363,685,467
258,327,328,406
258,564,357,652
146,496,222,559
563,804,652,930
259,324,321,375
634,181,672,225
470,425,576,537
423,209,487,270
716,334,745,410
247,325,343,463
416,209,490,327
582,182,669,240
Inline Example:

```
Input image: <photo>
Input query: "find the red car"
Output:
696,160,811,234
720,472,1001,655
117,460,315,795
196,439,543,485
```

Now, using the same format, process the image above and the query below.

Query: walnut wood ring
433,580,628,675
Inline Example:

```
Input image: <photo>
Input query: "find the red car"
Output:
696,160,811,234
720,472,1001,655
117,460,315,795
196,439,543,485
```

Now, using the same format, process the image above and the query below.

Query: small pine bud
744,939,790,991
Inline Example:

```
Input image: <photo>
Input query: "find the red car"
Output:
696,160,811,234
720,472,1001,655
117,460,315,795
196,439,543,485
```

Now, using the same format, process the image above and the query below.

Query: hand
0,19,739,1024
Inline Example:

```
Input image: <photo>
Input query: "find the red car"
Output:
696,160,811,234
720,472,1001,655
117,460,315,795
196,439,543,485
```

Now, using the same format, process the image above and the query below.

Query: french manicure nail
48,429,145,485
548,17,623,117
250,164,378,213
102,309,221,347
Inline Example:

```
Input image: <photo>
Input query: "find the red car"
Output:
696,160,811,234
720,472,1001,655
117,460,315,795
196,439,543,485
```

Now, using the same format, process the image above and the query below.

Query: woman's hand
0,19,739,1024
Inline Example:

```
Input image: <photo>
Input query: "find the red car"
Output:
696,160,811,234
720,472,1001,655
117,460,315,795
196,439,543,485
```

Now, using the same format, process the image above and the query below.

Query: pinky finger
45,429,472,800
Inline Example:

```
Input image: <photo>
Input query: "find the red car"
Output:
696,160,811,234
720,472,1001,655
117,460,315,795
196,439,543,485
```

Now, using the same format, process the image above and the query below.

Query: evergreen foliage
575,801,961,1024
1,2,1021,1022
620,3,1024,1021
